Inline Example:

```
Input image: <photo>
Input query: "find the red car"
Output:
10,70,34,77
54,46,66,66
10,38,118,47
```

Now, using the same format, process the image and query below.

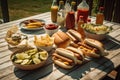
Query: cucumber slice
21,59,29,65
33,58,41,64
39,51,48,60
14,59,23,64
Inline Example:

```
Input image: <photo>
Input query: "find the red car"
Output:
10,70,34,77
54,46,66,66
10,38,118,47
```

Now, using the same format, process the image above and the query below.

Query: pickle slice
21,59,29,65
39,51,48,60
16,53,27,60
14,59,23,64
33,58,41,64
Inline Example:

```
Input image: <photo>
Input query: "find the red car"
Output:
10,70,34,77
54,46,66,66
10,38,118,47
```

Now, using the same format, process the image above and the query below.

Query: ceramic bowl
85,31,106,40
34,34,54,51
44,24,60,36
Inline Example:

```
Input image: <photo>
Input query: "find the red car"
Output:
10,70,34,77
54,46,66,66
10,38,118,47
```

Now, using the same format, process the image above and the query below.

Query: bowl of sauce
44,24,60,36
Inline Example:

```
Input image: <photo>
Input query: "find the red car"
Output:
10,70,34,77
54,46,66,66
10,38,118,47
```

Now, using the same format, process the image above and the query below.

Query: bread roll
52,31,70,48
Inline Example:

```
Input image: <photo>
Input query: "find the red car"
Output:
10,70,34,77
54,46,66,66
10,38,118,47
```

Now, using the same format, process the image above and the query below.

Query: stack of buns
52,29,108,69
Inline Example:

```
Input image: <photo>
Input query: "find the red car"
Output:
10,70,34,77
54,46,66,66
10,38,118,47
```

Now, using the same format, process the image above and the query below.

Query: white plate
19,19,45,30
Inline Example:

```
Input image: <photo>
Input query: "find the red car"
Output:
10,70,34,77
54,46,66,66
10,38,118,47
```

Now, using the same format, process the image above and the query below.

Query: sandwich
52,48,77,69
66,46,84,64
66,29,83,43
78,38,108,58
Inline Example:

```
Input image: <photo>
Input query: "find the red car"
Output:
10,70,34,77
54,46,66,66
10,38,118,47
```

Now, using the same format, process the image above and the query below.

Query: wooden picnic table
0,12,120,80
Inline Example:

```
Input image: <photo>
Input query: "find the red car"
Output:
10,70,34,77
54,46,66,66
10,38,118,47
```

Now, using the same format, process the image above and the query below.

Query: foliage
0,0,52,21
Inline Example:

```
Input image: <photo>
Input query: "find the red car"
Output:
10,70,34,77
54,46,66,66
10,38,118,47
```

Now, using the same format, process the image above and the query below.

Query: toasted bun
78,42,101,58
66,32,77,42
82,50,100,58
52,31,70,48
57,31,69,42
67,29,83,42
84,38,107,56
69,41,79,48
53,60,74,69
52,48,78,69
66,46,84,64
56,48,77,64
66,47,84,59
52,33,63,44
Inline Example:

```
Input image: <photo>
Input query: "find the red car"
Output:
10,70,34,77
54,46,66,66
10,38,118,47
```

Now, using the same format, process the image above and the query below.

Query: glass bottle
77,16,85,39
66,1,76,30
77,0,89,23
96,7,104,25
64,0,71,17
51,0,58,23
57,0,65,27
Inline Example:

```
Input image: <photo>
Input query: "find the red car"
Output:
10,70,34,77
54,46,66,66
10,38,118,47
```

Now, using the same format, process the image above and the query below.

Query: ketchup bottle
66,1,76,30
77,0,89,23
77,16,85,39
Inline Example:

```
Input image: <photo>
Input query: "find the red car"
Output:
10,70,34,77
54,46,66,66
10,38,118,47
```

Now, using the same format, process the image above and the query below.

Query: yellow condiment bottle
51,0,58,23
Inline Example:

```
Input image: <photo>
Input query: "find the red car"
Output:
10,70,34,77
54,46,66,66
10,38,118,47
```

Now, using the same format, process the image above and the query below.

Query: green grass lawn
0,0,98,21
0,0,52,21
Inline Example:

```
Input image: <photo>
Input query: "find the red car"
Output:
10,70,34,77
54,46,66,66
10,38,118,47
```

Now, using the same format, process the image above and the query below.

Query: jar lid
71,1,76,6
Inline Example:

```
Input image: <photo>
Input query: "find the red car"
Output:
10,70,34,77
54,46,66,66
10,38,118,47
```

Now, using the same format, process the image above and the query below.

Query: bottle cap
99,7,104,11
71,1,76,6
59,0,64,4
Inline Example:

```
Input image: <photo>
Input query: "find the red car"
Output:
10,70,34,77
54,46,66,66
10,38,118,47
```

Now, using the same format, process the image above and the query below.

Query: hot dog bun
52,48,77,69
84,38,108,56
52,31,70,48
66,46,84,64
67,29,83,43
78,38,108,58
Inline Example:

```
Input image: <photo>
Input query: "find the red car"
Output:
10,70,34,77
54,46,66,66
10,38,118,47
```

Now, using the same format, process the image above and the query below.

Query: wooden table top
0,12,120,80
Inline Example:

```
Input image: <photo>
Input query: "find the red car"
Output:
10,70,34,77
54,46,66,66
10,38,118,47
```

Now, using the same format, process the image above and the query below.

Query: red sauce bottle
77,0,89,23
66,1,76,30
